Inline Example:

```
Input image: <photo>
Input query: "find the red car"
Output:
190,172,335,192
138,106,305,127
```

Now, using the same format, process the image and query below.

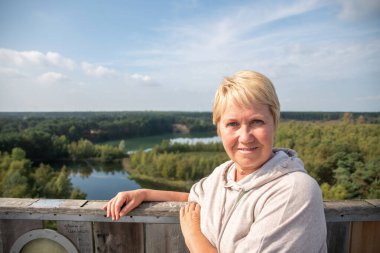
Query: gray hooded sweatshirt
189,148,327,253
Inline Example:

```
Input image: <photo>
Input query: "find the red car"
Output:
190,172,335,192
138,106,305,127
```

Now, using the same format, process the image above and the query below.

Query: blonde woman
103,70,327,253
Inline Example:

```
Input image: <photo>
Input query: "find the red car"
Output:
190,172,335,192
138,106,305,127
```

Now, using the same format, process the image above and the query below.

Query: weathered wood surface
0,199,187,223
145,223,189,253
324,200,380,222
93,222,144,253
1,198,379,222
1,198,380,253
57,221,93,253
326,222,351,253
350,221,380,253
0,219,43,253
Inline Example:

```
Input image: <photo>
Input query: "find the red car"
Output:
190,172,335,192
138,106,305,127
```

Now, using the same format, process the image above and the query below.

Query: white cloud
0,48,75,69
0,67,26,78
45,52,75,69
37,72,68,83
81,62,116,77
131,73,152,82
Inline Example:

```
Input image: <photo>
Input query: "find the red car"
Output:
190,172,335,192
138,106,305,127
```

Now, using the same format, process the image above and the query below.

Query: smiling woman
218,102,275,180
214,71,279,179
103,70,328,253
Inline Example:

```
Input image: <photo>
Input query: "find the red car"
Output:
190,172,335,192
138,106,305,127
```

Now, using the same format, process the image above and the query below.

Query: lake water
70,170,140,200
67,134,220,200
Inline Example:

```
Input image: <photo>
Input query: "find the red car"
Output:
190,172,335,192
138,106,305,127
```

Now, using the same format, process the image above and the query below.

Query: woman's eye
251,120,264,126
226,122,239,127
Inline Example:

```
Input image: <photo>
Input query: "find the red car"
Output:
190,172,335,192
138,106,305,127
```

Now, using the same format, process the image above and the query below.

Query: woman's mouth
238,147,258,153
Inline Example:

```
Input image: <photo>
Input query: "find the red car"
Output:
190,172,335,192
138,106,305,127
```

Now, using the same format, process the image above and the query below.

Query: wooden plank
0,198,38,208
145,223,189,253
93,222,144,253
82,201,185,217
30,199,88,208
365,199,380,207
0,219,43,253
326,222,351,253
0,198,87,215
324,200,380,222
0,199,184,218
350,221,380,253
5,198,380,222
57,220,93,253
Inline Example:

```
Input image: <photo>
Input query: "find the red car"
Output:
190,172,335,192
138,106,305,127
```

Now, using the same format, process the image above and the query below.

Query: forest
0,111,379,200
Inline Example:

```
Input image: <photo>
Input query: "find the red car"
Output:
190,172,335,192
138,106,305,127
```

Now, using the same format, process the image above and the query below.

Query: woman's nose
239,126,254,143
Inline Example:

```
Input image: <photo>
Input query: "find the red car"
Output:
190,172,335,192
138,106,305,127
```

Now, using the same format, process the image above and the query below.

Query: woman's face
218,101,275,176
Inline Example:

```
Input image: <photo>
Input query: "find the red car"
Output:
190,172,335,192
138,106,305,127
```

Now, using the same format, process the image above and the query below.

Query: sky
0,0,379,112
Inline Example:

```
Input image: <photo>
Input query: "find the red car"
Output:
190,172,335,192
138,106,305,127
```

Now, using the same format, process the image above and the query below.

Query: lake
102,131,218,151
67,134,220,200
70,169,140,200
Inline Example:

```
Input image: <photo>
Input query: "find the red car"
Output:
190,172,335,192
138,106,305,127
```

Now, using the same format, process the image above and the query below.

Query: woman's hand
180,202,202,239
102,189,146,221
180,202,216,253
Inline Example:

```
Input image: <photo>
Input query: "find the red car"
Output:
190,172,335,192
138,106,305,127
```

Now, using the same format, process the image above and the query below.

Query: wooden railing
0,198,379,253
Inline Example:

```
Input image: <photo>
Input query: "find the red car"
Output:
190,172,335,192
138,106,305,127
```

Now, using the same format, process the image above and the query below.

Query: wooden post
57,221,94,253
93,222,144,253
145,223,189,253
326,222,351,253
0,219,43,253
350,221,380,253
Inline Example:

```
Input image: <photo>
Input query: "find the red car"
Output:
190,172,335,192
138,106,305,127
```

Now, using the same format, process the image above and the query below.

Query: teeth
239,147,257,150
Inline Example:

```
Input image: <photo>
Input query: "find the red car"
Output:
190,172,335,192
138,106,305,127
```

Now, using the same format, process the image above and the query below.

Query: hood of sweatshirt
223,148,307,192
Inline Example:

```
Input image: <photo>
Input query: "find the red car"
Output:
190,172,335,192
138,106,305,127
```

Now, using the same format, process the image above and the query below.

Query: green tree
118,140,126,152
11,147,26,161
2,160,30,197
68,139,96,160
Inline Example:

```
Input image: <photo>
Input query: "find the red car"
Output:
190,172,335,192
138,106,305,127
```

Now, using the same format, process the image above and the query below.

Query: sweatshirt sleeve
188,177,208,204
235,173,327,253
188,160,231,204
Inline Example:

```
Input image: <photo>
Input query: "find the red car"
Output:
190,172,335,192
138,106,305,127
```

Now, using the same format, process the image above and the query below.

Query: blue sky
0,0,379,112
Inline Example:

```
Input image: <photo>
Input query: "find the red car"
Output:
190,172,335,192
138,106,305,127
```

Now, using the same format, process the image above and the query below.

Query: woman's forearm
180,202,217,253
185,232,218,253
103,189,188,220
142,189,189,202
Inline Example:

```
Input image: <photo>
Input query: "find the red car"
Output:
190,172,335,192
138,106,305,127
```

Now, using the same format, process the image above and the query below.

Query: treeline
0,111,214,160
1,111,379,200
0,148,86,199
281,111,379,123
275,121,379,200
0,111,215,143
1,111,378,160
129,121,380,200
0,133,125,163
130,141,228,181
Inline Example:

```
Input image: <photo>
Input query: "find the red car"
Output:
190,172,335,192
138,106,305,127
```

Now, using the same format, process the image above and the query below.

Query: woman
103,70,327,253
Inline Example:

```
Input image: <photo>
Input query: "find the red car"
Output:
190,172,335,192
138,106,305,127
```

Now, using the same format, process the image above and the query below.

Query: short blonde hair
213,70,280,130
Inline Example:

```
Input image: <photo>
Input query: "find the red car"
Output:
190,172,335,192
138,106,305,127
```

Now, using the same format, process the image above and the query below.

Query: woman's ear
216,122,221,136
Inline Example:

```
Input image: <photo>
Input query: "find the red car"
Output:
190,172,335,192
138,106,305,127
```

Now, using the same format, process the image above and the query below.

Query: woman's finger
111,198,119,220
195,203,201,212
107,198,114,218
189,202,197,211
114,198,125,220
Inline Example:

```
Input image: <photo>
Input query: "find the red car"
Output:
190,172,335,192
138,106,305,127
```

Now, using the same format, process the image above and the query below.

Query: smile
237,147,258,152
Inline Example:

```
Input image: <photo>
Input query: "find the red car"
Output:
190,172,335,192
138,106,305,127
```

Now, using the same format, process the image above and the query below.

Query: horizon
1,0,380,112
0,110,378,114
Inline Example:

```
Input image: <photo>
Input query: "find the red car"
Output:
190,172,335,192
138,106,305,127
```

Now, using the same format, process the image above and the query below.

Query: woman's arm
102,189,189,220
180,202,217,253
